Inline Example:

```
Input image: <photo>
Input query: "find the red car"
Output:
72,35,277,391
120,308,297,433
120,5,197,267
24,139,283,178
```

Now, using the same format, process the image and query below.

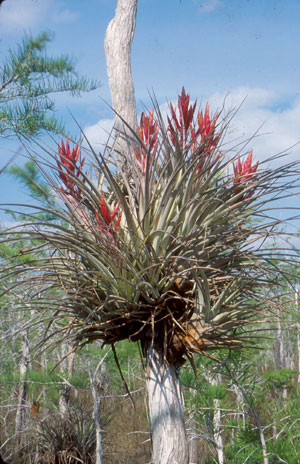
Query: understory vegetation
0,331,299,463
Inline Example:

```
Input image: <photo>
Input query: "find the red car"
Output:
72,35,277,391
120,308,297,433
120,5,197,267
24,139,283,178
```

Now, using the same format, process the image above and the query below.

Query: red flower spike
168,87,198,149
198,103,218,139
95,192,122,240
190,102,220,174
233,150,259,200
56,137,85,199
134,109,159,174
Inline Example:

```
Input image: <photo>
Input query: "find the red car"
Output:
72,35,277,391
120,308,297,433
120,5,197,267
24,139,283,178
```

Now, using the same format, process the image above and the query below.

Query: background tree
0,31,99,138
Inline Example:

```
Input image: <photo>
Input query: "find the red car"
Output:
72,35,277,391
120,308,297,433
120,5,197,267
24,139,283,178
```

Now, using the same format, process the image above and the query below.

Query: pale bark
274,302,289,398
295,289,300,384
59,385,70,419
90,375,102,464
234,384,246,428
59,342,76,417
89,351,110,464
15,331,30,445
274,306,285,371
104,0,138,150
187,411,198,464
210,374,224,464
146,345,189,464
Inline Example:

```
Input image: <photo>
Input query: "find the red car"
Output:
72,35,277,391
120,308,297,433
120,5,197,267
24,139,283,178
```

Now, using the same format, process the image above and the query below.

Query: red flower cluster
133,89,220,177
197,103,219,152
233,150,258,200
57,138,121,240
95,192,122,241
133,109,159,174
56,137,85,199
168,87,197,150
167,87,220,173
192,103,220,174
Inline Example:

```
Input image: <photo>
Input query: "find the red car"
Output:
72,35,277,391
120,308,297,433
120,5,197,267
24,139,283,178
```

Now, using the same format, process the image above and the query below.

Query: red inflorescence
233,150,259,200
56,137,86,199
133,109,159,174
95,192,122,240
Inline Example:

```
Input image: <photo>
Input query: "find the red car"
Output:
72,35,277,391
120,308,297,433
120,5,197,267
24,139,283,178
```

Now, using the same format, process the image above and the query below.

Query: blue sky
0,0,300,218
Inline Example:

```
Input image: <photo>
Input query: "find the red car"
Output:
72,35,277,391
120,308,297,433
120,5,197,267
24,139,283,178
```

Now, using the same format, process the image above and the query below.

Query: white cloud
52,8,78,24
194,0,221,13
207,87,300,164
0,0,78,35
0,0,50,34
83,119,114,152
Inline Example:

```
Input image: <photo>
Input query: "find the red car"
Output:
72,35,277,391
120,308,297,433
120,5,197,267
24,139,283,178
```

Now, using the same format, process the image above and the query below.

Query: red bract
95,192,122,240
191,103,220,174
167,89,220,175
168,87,198,149
56,137,86,198
233,150,259,199
198,103,219,141
197,103,220,157
133,109,159,174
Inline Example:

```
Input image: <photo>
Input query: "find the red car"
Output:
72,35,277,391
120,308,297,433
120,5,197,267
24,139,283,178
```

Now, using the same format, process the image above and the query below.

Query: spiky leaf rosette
1,88,299,364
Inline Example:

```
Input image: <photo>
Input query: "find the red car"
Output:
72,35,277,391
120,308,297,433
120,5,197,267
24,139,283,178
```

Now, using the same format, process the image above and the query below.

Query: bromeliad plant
1,87,299,463
38,93,263,359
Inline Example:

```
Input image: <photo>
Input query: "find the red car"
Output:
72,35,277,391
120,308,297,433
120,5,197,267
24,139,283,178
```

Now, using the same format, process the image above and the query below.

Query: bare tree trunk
209,374,224,464
15,331,30,447
274,303,289,398
274,306,284,371
146,345,189,464
233,383,246,427
59,385,70,418
89,351,110,464
90,377,103,464
294,289,300,385
59,342,76,417
104,0,138,153
297,318,300,385
187,411,198,464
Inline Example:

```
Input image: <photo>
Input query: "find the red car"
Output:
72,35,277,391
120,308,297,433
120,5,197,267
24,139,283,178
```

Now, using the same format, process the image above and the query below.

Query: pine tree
0,31,99,138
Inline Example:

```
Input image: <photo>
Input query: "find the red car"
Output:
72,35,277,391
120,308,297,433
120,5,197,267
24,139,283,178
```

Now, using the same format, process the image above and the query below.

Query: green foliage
262,368,297,390
8,160,54,204
226,440,263,463
69,372,90,388
0,31,100,137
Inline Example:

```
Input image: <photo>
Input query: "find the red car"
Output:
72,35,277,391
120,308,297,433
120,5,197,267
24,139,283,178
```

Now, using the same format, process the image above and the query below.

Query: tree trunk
274,303,289,398
234,383,246,428
90,376,102,464
297,316,300,385
89,350,110,464
294,288,300,385
187,411,198,464
15,331,30,447
104,0,138,151
210,374,224,464
146,345,189,464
